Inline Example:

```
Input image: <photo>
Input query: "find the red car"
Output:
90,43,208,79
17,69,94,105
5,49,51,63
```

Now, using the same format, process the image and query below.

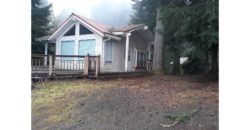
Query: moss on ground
32,79,118,127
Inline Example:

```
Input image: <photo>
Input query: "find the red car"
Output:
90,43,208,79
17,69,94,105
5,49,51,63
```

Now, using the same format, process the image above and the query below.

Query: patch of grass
32,79,119,128
161,109,198,127
164,114,191,123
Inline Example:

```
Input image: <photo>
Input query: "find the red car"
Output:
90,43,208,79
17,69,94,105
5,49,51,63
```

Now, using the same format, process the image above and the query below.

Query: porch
32,54,152,82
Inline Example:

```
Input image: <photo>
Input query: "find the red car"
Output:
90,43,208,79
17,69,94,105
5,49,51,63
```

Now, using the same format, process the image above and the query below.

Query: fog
49,0,134,27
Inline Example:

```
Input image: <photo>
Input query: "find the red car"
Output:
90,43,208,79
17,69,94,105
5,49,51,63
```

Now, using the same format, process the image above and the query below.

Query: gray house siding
102,31,149,72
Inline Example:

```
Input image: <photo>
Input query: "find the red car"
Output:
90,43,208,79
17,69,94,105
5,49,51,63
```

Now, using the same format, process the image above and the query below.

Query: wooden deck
32,54,152,82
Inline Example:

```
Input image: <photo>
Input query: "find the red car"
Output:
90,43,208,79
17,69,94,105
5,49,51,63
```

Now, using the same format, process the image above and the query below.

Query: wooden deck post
84,54,89,76
49,55,53,76
95,55,100,77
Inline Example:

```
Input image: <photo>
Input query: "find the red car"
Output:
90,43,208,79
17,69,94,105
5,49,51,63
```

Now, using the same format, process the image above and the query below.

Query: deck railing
32,54,100,77
146,60,153,72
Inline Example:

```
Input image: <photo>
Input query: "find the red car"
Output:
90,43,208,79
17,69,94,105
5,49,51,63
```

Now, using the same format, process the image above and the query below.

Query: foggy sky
48,0,134,27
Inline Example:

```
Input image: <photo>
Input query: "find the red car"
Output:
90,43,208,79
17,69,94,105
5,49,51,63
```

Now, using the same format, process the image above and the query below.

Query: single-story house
46,13,154,73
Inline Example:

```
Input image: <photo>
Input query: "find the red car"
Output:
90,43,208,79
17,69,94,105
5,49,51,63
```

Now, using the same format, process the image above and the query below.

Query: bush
181,57,206,74
163,50,174,74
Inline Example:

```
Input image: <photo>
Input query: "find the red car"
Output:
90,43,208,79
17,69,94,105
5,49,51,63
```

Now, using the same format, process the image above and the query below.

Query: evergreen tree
32,0,53,54
131,0,169,73
160,0,189,74
161,0,218,74
131,0,218,74
130,0,157,32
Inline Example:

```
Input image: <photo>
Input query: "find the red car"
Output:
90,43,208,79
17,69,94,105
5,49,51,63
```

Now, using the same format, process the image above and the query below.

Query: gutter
104,34,121,41
103,37,111,42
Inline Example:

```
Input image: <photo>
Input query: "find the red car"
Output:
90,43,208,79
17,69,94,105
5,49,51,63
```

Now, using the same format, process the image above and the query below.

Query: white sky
48,0,101,17
48,0,134,26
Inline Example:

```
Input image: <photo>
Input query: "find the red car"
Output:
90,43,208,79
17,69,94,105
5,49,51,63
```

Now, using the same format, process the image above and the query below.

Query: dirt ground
32,75,218,130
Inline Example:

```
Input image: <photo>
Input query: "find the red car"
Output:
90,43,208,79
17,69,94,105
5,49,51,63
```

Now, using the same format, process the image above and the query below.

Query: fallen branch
160,120,179,127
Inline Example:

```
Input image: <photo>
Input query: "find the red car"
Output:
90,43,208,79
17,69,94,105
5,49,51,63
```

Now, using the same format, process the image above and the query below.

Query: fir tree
32,0,53,54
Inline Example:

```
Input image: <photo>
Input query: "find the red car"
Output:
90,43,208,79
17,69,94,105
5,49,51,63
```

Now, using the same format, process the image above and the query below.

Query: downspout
103,37,111,42
102,37,112,71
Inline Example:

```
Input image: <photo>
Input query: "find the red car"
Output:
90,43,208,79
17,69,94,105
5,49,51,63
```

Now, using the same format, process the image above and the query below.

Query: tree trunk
211,45,218,73
204,50,210,73
153,7,164,72
172,50,180,74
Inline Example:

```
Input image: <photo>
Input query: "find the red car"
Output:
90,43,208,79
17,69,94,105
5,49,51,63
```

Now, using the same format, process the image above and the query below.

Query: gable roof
48,13,148,40
72,13,111,34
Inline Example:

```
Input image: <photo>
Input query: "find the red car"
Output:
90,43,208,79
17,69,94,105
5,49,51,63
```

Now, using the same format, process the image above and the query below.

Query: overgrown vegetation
131,0,218,75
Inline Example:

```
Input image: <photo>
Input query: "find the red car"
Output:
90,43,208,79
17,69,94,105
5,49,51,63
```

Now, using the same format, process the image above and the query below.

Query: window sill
105,61,112,64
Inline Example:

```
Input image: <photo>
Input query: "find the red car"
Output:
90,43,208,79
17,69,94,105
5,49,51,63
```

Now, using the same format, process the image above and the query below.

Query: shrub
181,57,206,74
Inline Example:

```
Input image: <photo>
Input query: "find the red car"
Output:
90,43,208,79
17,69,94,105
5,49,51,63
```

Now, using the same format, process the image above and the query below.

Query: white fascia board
112,32,124,35
48,18,71,40
128,25,145,33
72,16,104,37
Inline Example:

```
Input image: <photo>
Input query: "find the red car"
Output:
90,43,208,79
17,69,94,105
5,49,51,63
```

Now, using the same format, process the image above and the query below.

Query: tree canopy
32,0,53,54
130,0,158,32
131,0,218,74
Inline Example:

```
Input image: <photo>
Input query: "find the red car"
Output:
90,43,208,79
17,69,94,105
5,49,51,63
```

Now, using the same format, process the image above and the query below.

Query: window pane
61,41,75,60
137,52,140,66
64,25,75,36
79,39,96,55
105,41,112,63
61,41,75,55
140,53,143,66
128,50,131,61
80,24,93,35
134,51,137,66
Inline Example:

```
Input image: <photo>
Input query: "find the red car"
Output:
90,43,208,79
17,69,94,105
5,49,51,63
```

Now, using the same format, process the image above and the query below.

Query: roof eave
48,17,71,40
48,14,106,40
71,13,105,37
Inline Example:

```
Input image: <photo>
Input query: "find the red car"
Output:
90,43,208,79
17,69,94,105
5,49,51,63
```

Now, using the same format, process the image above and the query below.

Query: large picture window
78,39,96,55
61,41,75,55
105,41,112,63
61,41,75,60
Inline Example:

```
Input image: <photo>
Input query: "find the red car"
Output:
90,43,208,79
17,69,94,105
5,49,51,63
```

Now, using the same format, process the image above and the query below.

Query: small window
80,24,93,35
64,25,75,36
105,41,112,63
